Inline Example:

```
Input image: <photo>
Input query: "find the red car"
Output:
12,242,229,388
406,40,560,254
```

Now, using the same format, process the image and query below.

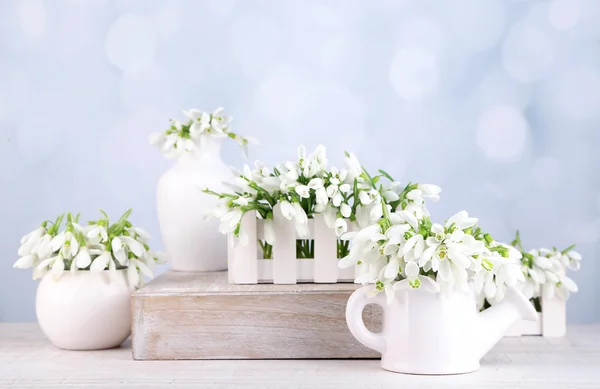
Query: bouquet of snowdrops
483,231,581,311
339,202,524,303
203,145,441,259
14,209,165,288
149,107,258,158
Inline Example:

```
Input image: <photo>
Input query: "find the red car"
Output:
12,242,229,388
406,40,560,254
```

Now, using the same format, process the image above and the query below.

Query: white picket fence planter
228,206,356,284
505,289,566,337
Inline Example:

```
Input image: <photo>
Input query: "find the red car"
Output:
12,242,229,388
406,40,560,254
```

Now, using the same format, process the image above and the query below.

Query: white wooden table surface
1,323,599,388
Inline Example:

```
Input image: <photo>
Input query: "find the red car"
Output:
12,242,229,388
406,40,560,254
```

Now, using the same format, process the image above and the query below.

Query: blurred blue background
1,0,599,322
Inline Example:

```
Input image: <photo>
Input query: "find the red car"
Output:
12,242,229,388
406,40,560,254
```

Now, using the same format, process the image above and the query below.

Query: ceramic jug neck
178,135,223,166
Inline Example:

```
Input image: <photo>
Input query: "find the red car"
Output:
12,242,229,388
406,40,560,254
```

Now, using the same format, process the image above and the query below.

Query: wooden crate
228,208,356,285
131,270,380,360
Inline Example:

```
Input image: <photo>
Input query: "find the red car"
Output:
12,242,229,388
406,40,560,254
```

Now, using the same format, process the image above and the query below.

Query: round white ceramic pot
36,269,134,350
156,136,231,272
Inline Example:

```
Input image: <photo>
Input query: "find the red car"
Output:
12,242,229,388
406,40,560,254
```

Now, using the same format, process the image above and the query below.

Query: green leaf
49,213,65,235
561,244,576,254
377,169,395,181
118,208,133,222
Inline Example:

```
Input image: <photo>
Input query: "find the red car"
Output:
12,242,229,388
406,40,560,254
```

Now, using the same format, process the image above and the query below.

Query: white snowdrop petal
76,250,92,269
51,258,65,280
567,251,582,261
405,261,419,279
563,277,578,292
90,253,109,272
13,255,35,269
127,262,139,287
137,260,154,279
438,260,452,281
385,259,401,280
420,275,440,293
483,278,497,299
340,203,352,218
264,220,276,245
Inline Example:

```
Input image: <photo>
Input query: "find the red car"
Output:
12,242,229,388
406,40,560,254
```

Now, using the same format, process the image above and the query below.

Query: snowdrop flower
35,234,53,260
86,224,108,243
74,247,92,269
315,187,328,205
308,178,324,190
335,218,348,236
402,233,425,262
284,161,300,181
344,151,363,182
418,184,441,202
445,210,478,231
264,219,276,245
340,203,352,218
564,250,582,271
323,205,337,228
13,254,37,269
237,136,259,158
218,208,243,234
339,224,385,269
554,277,578,300
18,226,46,256
295,185,310,198
210,107,232,132
293,202,308,225
90,251,111,272
395,261,440,292
280,200,295,220
359,189,380,205
475,249,523,305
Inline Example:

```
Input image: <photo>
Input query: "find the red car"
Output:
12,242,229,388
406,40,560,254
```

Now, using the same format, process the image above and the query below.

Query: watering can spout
474,287,538,360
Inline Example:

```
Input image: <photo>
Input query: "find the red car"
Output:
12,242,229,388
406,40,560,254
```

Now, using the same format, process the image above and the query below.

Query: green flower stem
512,230,525,252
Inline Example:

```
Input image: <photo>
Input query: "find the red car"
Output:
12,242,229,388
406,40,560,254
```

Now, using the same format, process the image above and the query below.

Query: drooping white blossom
149,107,258,159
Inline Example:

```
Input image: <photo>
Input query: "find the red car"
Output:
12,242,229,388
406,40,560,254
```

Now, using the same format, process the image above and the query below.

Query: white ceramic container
36,270,134,350
345,284,537,375
156,136,231,272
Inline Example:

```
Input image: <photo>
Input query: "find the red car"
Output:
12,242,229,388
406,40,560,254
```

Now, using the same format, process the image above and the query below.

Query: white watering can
346,285,538,375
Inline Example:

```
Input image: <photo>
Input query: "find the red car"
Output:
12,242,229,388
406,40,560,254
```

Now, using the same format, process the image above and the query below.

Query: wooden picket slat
313,215,338,283
228,211,258,284
272,204,297,284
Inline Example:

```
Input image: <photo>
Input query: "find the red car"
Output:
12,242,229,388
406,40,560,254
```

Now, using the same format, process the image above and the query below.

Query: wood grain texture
132,270,380,360
1,323,600,388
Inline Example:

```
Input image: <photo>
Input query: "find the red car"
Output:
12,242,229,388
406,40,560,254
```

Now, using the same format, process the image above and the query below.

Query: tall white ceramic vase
157,135,231,272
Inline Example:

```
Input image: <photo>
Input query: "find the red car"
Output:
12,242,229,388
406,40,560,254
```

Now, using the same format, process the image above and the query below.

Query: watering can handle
345,286,387,354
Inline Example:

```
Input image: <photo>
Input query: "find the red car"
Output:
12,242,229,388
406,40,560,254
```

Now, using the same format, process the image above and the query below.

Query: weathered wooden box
131,270,380,360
